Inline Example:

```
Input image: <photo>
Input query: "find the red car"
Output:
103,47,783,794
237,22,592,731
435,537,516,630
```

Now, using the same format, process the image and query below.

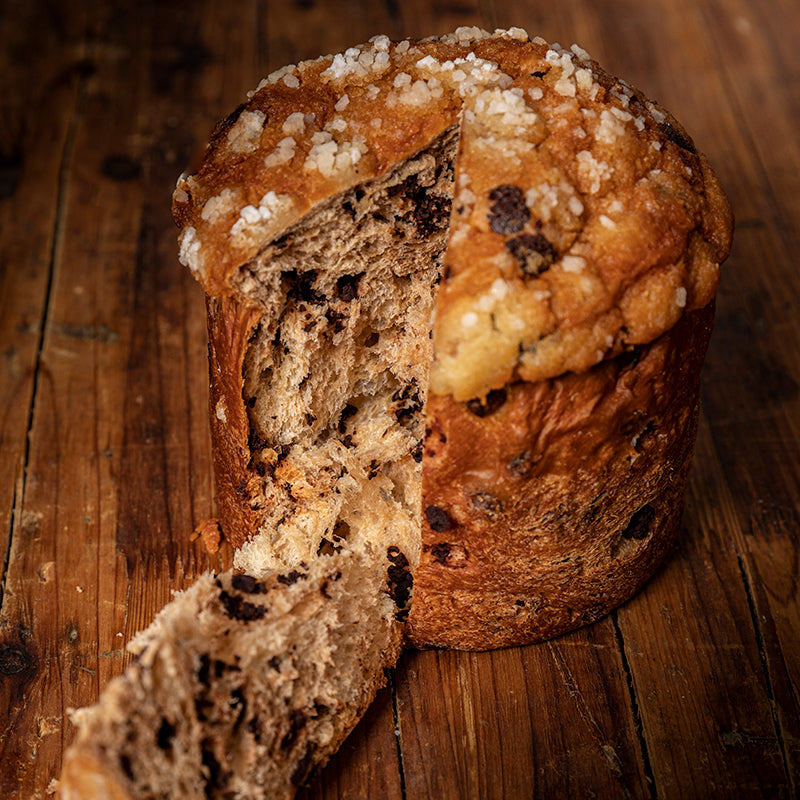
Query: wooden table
1,1,798,797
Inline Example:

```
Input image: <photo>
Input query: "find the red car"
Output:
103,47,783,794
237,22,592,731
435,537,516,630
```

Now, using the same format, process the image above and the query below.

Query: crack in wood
612,612,658,800
736,554,795,794
389,666,408,800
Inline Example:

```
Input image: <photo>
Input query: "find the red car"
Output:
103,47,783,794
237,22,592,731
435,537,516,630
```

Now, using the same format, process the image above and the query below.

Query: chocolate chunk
622,504,656,540
466,388,507,417
231,574,267,594
336,273,363,302
219,590,267,621
659,121,697,154
488,185,530,234
277,570,307,586
430,542,469,568
425,505,454,532
411,441,423,462
471,492,504,517
157,718,176,750
284,270,324,304
506,232,557,275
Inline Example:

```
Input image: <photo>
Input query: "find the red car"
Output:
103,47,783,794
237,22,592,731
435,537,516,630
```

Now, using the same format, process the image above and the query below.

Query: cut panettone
172,26,731,647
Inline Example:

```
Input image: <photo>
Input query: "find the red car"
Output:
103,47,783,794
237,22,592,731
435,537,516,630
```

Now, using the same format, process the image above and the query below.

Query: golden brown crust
173,28,732,402
407,305,714,649
206,295,264,549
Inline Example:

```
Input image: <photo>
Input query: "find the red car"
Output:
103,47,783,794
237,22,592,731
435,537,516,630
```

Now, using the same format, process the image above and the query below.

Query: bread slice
60,546,408,798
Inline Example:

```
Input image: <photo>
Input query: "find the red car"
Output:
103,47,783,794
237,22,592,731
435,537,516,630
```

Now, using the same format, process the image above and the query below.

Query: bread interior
232,126,458,577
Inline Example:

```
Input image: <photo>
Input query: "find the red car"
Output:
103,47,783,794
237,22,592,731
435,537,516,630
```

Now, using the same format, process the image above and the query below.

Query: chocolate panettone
172,26,731,648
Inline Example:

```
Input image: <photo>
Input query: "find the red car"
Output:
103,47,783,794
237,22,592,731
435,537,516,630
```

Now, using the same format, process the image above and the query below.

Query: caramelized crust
409,305,714,648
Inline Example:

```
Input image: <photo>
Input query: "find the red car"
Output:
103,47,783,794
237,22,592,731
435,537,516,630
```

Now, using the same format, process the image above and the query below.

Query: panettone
171,26,732,647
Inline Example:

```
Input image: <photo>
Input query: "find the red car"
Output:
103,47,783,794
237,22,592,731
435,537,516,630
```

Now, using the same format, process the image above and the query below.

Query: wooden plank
299,686,404,800
0,0,83,594
396,621,651,798
0,2,253,796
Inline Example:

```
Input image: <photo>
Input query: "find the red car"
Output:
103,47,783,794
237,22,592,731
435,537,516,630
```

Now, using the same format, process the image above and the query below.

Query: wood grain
1,1,798,798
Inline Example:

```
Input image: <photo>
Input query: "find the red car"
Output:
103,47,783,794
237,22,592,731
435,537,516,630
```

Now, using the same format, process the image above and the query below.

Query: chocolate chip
336,273,363,302
157,718,176,750
659,121,697,154
277,570,307,586
386,547,412,614
425,505,454,532
471,492,504,517
466,388,507,417
622,504,656,540
387,546,409,568
284,270,324,304
325,308,346,332
429,542,469,568
411,441,423,462
231,574,267,594
247,429,269,452
412,192,452,238
230,688,247,729
506,232,557,275
488,185,530,234
219,590,267,621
